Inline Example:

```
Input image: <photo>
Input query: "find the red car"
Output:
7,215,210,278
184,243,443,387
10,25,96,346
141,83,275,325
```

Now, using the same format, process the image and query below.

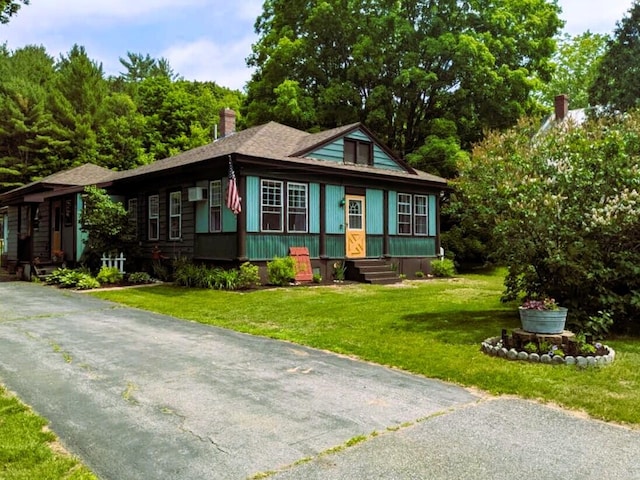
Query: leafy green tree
589,1,640,112
536,32,608,109
0,0,27,23
245,0,562,174
80,185,136,266
450,113,640,333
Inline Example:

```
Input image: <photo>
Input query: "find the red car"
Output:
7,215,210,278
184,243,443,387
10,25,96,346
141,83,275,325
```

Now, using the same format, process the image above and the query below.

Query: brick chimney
219,108,236,138
554,94,569,121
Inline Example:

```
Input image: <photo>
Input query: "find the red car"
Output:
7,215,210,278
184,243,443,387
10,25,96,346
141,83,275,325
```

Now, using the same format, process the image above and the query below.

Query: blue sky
0,0,634,91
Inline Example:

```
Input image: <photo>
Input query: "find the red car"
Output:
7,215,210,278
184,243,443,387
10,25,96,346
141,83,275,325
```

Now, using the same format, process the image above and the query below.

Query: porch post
236,174,248,262
319,183,327,259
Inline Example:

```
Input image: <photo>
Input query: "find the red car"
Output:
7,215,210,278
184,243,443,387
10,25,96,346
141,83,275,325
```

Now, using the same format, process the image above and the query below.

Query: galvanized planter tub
518,307,568,334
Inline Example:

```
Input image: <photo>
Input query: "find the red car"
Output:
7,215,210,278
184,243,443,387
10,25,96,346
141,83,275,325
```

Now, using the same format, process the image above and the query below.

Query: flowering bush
521,298,559,311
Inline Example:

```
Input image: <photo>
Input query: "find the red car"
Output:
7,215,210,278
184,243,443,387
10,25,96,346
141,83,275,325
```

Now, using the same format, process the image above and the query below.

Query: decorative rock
517,351,529,361
595,356,603,365
576,356,587,367
587,356,597,367
565,356,576,365
507,349,518,360
529,353,540,363
498,348,508,358
552,355,564,364
540,354,552,364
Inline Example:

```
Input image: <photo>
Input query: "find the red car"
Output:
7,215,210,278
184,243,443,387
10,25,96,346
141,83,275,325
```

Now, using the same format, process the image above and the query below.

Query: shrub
76,275,101,290
431,258,456,278
267,256,296,286
415,271,425,278
312,273,322,284
127,272,152,284
238,262,260,289
96,266,123,285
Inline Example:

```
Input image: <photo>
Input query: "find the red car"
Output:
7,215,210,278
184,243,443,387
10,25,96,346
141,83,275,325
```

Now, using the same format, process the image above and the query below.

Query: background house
0,110,448,282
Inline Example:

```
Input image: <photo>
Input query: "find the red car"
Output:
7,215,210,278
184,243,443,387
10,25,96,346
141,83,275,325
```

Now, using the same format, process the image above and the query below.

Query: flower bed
481,336,615,367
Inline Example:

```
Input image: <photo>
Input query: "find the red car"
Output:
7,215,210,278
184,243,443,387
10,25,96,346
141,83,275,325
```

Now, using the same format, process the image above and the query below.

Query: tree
0,0,27,23
245,0,562,175
589,1,640,112
536,32,608,109
450,113,640,334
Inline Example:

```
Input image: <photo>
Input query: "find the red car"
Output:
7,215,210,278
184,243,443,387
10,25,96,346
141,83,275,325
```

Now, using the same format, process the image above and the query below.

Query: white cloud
558,0,634,35
162,36,257,91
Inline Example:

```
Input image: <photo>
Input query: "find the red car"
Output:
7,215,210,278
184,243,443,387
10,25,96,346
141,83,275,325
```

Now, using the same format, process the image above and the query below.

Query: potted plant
518,298,568,334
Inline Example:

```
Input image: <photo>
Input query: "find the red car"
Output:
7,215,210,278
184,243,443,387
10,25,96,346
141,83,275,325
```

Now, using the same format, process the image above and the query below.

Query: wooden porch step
346,259,401,285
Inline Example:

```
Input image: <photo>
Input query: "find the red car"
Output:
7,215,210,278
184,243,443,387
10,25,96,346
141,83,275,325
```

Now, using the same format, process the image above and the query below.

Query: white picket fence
101,252,126,274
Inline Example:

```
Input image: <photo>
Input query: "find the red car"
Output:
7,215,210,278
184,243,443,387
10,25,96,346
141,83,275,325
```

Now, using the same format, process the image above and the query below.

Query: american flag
226,156,241,215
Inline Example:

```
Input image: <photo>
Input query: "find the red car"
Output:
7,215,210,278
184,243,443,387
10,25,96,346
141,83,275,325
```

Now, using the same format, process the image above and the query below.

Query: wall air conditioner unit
188,187,207,202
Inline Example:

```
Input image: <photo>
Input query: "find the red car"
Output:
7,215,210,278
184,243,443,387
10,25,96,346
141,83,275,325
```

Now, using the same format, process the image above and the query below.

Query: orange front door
345,195,366,258
51,200,62,255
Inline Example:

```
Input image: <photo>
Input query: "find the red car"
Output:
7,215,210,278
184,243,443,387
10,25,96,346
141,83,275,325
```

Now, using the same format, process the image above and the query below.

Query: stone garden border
481,336,616,367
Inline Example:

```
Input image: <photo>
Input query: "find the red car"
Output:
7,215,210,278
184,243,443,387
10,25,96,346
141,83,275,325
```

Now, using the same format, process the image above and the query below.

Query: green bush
238,262,260,289
127,272,152,284
312,273,322,284
431,258,456,278
96,266,123,285
267,256,296,286
76,275,101,290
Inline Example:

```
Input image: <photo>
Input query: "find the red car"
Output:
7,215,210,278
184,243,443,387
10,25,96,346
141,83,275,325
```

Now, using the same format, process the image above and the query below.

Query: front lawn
92,270,640,426
0,385,97,480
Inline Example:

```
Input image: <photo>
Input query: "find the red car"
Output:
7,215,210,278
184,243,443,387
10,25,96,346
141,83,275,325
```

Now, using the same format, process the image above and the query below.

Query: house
0,110,448,282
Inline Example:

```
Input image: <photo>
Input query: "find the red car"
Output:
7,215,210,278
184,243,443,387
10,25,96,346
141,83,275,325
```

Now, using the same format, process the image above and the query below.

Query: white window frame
148,194,159,241
414,195,429,236
128,198,138,237
261,179,284,232
397,193,412,235
287,182,308,233
169,191,182,240
209,180,222,233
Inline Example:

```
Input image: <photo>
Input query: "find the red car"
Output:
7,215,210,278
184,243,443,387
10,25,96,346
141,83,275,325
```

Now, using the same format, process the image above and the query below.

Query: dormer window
344,138,372,166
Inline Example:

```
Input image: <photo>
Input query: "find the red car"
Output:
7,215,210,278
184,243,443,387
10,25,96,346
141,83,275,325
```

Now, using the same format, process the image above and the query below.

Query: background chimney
554,94,569,121
219,108,236,138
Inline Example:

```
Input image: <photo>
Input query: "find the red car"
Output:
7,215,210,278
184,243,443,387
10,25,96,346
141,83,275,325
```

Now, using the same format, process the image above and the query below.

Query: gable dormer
296,125,409,173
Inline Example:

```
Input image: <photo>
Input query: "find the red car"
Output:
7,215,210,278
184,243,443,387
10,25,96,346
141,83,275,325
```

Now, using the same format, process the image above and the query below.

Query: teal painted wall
389,237,436,257
365,189,383,234
388,190,397,235
310,139,344,163
325,185,345,234
247,234,319,260
246,176,260,232
195,180,209,233
372,145,402,171
366,236,383,257
222,177,238,232
326,235,345,258
429,194,437,236
76,194,87,262
309,183,320,233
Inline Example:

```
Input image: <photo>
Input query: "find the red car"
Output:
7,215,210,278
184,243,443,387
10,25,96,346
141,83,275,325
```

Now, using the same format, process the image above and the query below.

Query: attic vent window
344,138,372,166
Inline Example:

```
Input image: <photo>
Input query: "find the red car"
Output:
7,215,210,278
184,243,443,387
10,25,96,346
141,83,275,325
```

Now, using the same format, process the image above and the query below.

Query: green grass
91,270,640,426
0,385,97,480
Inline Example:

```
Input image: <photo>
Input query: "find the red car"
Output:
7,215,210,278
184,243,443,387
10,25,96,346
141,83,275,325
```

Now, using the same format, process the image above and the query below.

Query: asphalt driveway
0,282,639,479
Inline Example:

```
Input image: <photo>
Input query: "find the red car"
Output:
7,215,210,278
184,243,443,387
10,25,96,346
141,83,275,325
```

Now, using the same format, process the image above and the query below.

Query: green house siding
309,139,344,163
246,176,260,233
222,177,238,233
309,183,320,233
76,194,87,262
194,233,237,259
247,234,319,260
389,237,436,257
195,180,209,233
325,235,345,258
365,189,383,234
429,194,437,236
325,185,345,234
372,145,402,171
388,191,397,235
366,236,383,257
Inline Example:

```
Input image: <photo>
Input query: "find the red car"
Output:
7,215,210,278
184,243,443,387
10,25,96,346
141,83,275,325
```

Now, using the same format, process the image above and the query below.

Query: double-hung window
148,195,159,241
209,180,222,232
397,193,412,235
414,195,428,235
128,198,138,237
261,180,283,232
344,138,373,165
287,182,308,232
169,191,181,240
